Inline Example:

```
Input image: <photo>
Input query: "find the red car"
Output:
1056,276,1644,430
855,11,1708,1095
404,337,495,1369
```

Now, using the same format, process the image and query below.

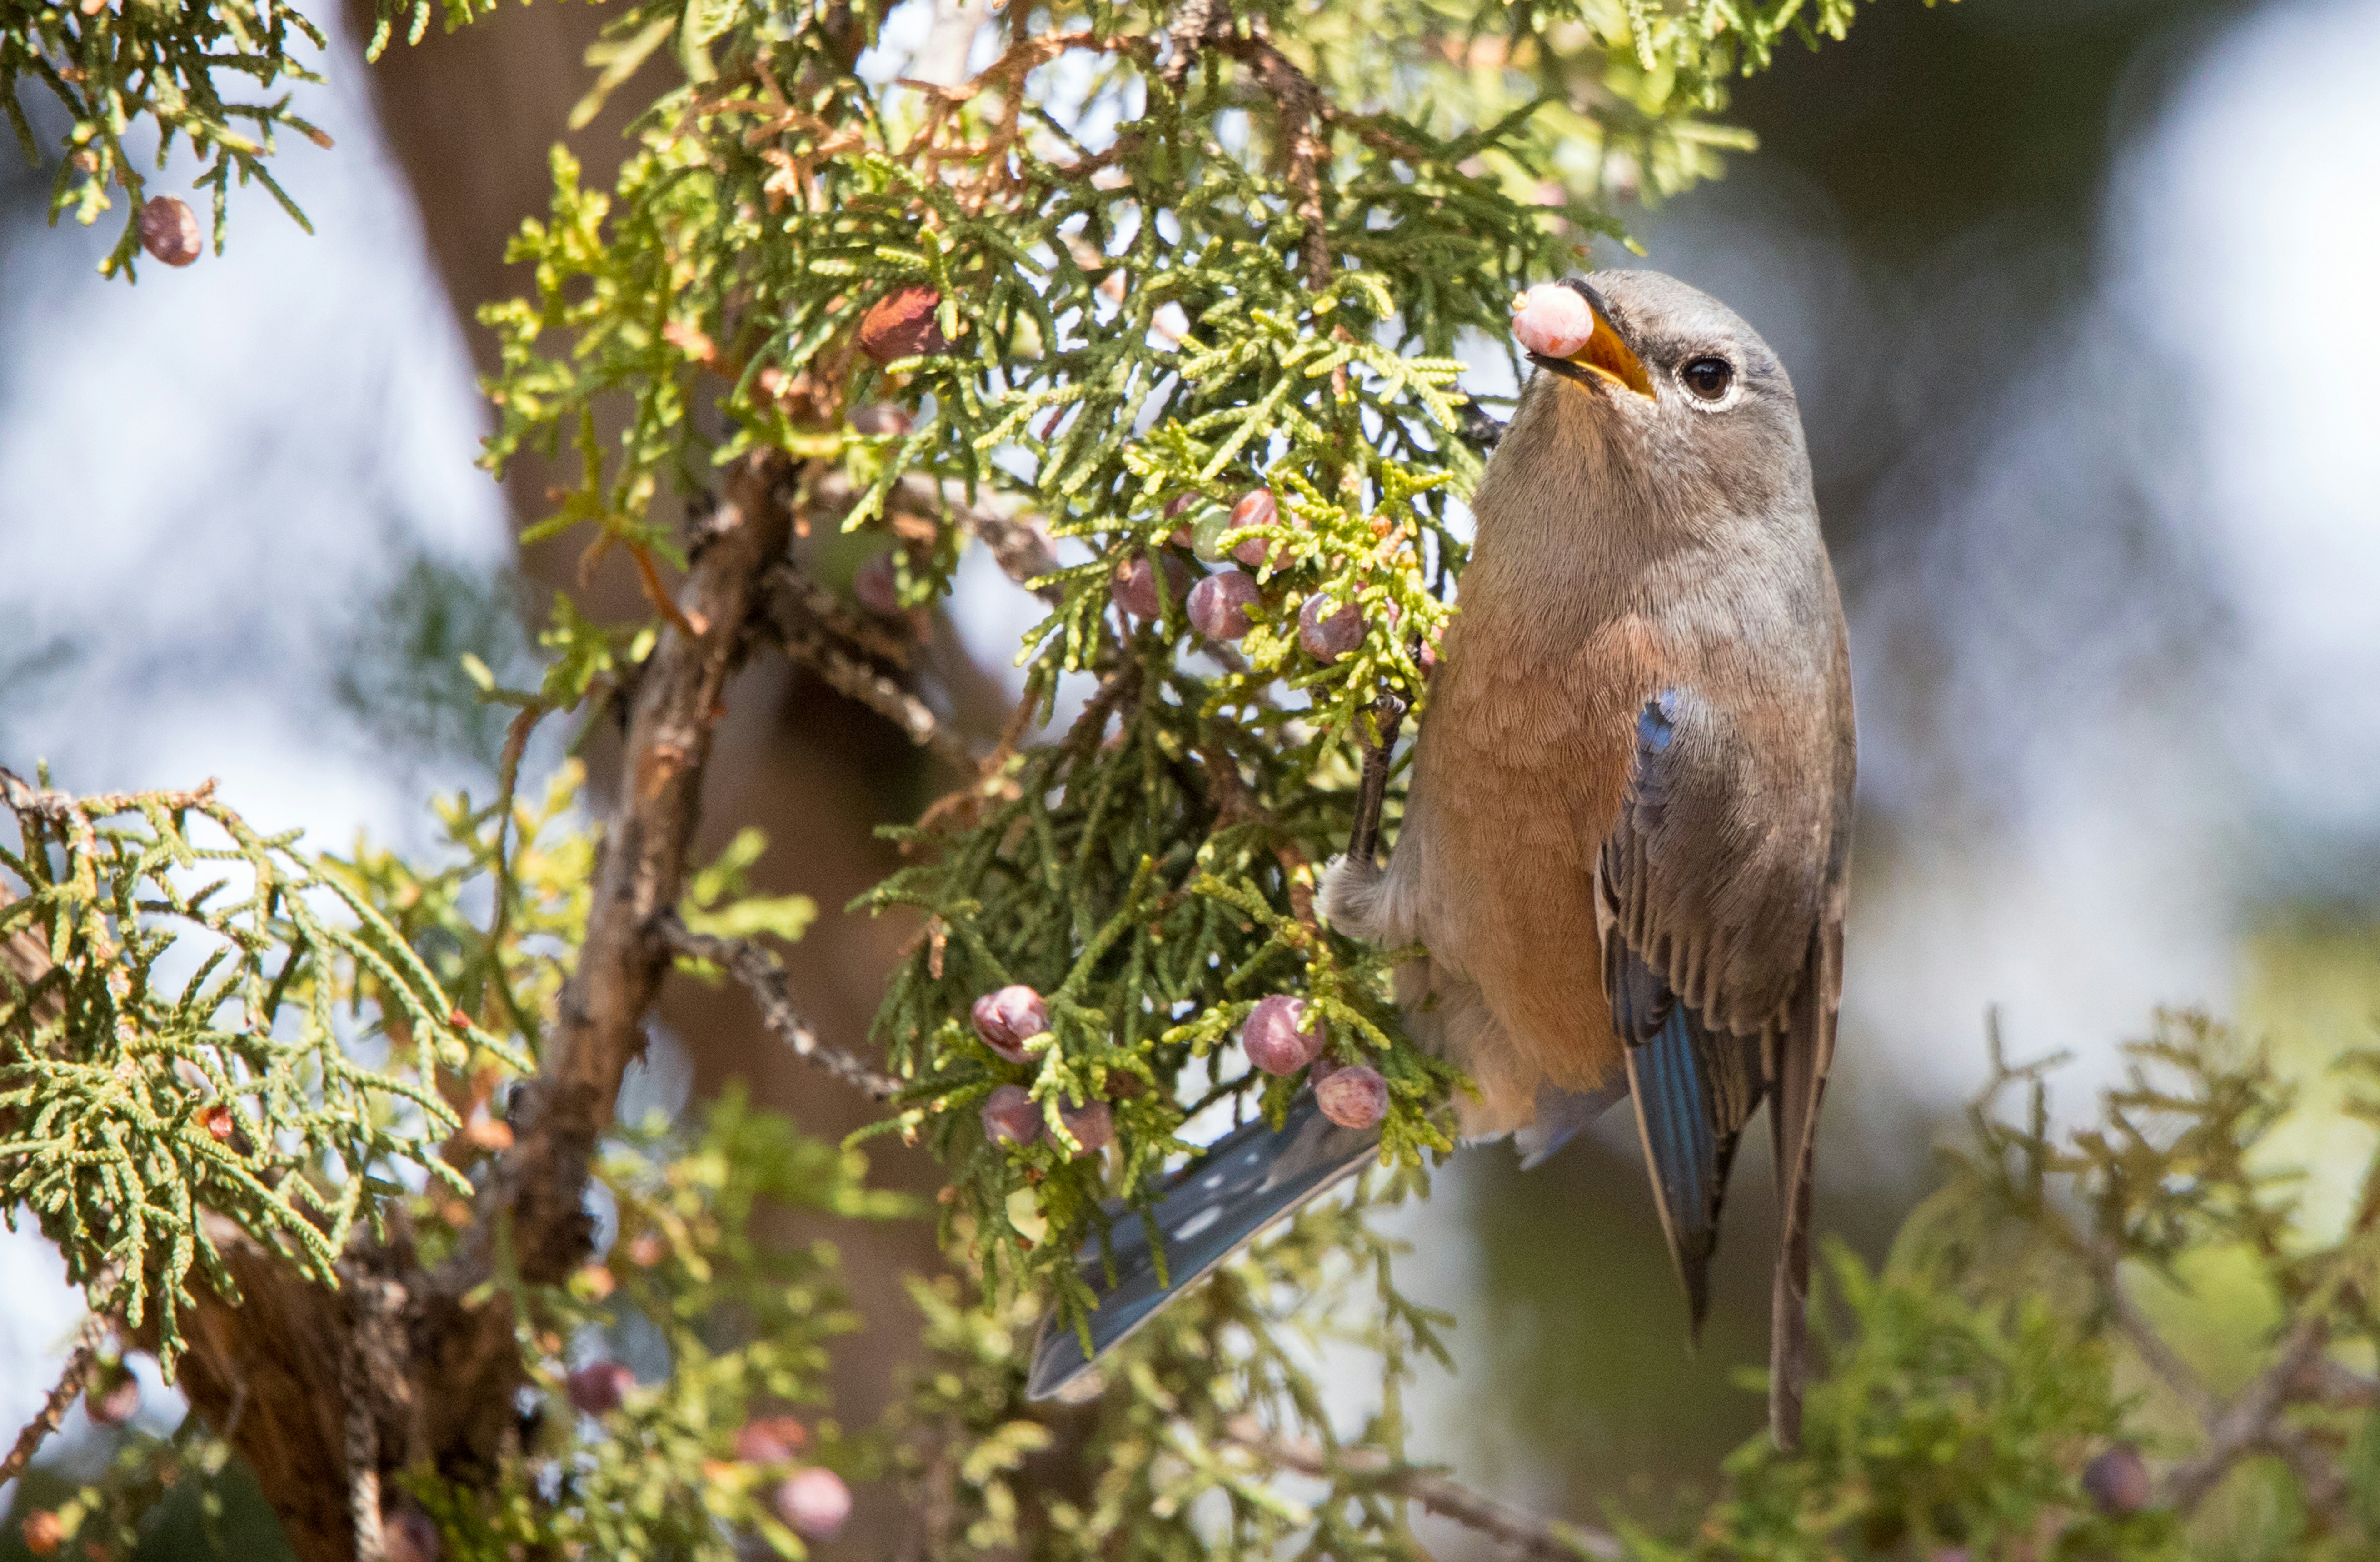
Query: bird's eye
1681,357,1734,401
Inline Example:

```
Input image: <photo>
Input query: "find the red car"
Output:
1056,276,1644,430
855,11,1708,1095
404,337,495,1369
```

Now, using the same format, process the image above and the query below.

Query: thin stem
1221,1417,1622,1562
653,916,902,1100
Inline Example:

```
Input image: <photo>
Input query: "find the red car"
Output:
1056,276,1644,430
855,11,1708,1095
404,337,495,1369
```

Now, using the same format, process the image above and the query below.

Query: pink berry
1314,1063,1387,1129
736,1416,809,1464
1512,283,1595,359
138,195,202,268
1060,1100,1114,1155
1187,571,1262,641
1112,555,1192,621
858,285,948,364
1242,995,1322,1076
775,1467,853,1540
1298,594,1365,663
849,403,913,436
1416,640,1439,679
2082,1444,2151,1515
971,985,1048,1063
85,1367,139,1427
1164,495,1196,519
384,1510,441,1562
1112,556,1162,619
853,553,902,616
566,1362,636,1416
981,1084,1042,1146
1228,489,1290,570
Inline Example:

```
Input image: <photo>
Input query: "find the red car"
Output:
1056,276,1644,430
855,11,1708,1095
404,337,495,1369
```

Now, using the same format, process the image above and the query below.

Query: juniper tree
11,0,2380,1557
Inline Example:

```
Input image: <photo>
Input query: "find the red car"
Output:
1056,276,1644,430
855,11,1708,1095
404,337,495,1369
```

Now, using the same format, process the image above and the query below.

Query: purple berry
971,985,1049,1063
383,1510,442,1562
2082,1444,2152,1515
775,1467,853,1540
1228,489,1291,570
85,1367,139,1427
981,1084,1042,1146
1060,1100,1114,1155
1298,594,1365,663
1314,1063,1387,1129
854,553,902,616
1112,556,1163,619
1242,995,1322,1076
1187,570,1262,641
138,195,202,268
566,1362,636,1416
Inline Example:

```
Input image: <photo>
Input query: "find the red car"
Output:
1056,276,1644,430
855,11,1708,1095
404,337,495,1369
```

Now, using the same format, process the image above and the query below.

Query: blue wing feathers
1025,1092,1379,1402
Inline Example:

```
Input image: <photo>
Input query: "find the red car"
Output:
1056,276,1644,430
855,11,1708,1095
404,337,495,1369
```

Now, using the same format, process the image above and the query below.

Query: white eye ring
1677,355,1742,412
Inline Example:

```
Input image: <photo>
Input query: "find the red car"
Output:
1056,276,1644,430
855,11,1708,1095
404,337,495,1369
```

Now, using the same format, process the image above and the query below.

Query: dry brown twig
652,915,902,1101
0,1316,108,1490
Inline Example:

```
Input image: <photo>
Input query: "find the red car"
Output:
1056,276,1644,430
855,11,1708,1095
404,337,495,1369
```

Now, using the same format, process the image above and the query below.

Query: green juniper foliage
0,770,510,1371
0,0,334,272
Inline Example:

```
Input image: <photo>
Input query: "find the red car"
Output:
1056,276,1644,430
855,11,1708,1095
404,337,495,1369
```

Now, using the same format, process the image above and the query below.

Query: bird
1028,271,1855,1451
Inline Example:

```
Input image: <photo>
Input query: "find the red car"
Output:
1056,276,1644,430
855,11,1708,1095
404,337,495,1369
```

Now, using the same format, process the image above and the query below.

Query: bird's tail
1024,1090,1380,1402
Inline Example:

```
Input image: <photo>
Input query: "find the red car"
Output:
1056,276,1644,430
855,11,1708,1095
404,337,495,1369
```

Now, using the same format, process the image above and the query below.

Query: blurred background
5,0,2379,1549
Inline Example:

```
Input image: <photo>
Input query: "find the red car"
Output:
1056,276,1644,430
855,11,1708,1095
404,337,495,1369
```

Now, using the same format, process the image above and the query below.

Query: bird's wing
1024,1091,1380,1402
1593,684,1836,1342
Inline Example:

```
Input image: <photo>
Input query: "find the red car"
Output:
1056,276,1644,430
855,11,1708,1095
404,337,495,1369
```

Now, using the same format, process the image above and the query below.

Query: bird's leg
1345,693,1407,864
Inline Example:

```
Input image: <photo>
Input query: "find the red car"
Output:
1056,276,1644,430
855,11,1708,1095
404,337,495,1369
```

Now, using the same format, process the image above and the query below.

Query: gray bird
1028,271,1855,1451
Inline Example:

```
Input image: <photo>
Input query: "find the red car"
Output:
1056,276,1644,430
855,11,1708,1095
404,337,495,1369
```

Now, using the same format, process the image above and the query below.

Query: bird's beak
1526,283,1657,401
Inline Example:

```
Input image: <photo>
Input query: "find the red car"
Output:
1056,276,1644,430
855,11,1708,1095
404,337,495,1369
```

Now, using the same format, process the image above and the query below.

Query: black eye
1682,357,1734,401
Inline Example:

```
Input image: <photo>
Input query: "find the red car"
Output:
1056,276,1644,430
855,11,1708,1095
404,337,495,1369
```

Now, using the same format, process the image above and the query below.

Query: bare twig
2165,1312,2338,1513
1221,1417,1622,1562
2086,1242,2221,1429
805,469,1061,603
653,915,902,1100
2290,1354,2380,1408
1344,693,1406,865
763,573,978,772
767,561,918,669
0,1316,107,1489
1213,29,1331,290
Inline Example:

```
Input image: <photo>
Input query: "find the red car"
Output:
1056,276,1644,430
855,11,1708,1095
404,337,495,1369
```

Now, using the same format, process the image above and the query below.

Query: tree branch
653,915,902,1100
0,1316,106,1490
1221,1417,1622,1562
469,449,796,1287
2164,1312,2338,1514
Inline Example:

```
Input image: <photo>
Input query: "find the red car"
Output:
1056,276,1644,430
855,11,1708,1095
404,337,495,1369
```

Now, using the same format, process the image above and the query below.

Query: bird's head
1501,271,1811,533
